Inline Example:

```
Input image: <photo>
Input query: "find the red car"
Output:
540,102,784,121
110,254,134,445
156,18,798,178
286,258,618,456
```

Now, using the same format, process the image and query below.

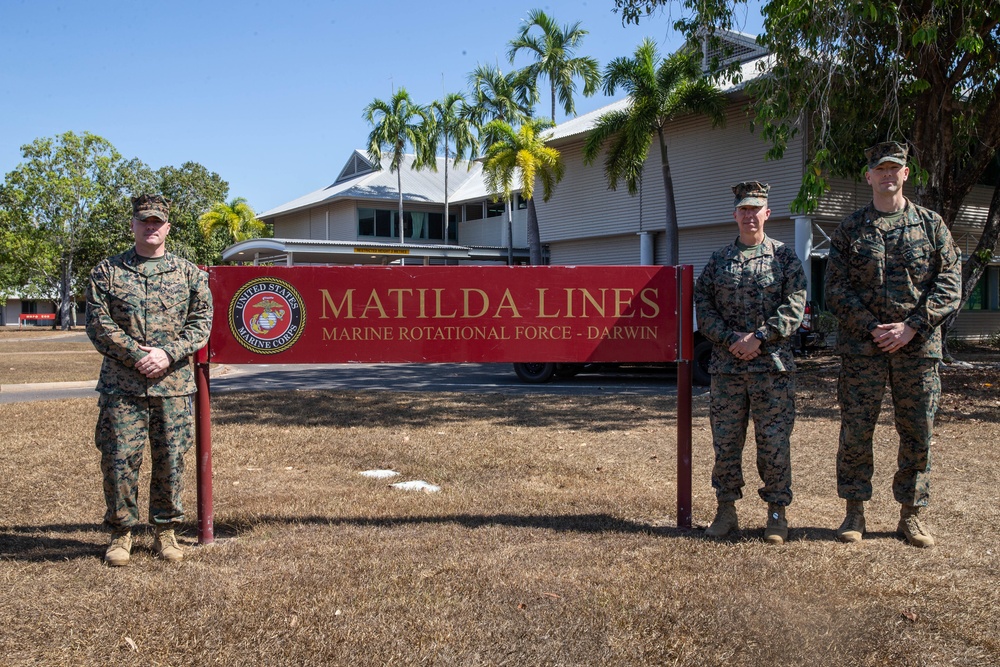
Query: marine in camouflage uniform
695,181,807,544
826,141,961,547
86,194,213,565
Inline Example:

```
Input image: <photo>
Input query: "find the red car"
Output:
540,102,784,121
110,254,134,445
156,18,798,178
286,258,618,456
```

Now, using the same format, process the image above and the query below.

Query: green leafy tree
481,118,565,265
157,162,233,265
507,9,601,122
582,41,726,265
364,88,433,245
423,93,480,244
613,0,1000,306
198,197,266,251
466,64,537,145
0,131,142,329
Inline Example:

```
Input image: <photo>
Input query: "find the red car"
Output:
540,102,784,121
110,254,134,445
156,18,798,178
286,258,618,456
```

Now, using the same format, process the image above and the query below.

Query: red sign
208,265,684,365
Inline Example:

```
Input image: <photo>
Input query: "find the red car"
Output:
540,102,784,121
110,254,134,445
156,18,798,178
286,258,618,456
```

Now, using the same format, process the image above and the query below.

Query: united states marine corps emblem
229,277,305,354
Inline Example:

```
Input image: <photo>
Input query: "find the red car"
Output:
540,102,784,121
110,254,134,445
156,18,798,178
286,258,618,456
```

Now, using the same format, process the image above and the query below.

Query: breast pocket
901,240,934,286
849,234,885,285
107,282,144,324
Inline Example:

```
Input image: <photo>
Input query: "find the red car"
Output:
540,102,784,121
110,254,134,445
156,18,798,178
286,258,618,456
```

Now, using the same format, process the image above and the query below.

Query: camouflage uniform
695,234,807,505
87,246,212,530
826,197,961,506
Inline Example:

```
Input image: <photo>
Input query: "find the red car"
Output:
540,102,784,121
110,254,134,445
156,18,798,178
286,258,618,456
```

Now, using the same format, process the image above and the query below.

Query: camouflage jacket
86,248,213,396
825,199,961,358
695,236,807,374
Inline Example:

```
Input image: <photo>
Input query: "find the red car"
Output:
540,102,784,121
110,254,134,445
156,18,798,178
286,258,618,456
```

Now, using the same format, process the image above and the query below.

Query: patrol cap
732,181,769,208
132,194,171,222
865,141,909,170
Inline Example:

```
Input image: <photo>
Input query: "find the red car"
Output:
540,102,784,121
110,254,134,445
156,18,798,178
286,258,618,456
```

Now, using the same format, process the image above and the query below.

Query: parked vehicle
511,302,826,387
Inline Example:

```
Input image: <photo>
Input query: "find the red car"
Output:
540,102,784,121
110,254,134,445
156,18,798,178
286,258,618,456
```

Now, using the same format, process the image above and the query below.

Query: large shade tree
481,118,565,265
0,131,142,328
364,88,432,246
506,9,601,122
614,0,1000,310
156,162,233,265
582,41,726,265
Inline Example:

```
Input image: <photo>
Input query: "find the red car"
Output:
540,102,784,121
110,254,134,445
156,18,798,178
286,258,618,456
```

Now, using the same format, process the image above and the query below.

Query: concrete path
1,362,695,404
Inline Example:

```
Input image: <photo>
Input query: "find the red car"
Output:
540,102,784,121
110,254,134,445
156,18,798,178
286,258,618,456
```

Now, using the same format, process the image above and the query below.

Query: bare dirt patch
1,350,998,666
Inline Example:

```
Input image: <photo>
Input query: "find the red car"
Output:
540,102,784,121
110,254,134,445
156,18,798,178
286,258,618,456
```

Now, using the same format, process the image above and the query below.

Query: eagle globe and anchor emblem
229,277,305,354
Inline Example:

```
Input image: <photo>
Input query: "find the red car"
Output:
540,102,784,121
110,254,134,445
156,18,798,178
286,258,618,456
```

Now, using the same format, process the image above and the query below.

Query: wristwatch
753,330,766,342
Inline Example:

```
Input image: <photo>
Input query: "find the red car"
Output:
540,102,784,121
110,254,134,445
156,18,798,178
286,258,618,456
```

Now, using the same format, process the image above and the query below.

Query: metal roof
260,152,486,219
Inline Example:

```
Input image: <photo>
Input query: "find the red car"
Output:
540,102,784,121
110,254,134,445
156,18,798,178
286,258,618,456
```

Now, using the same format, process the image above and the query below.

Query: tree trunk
527,197,542,265
59,256,73,330
506,198,514,265
443,141,450,246
657,127,679,266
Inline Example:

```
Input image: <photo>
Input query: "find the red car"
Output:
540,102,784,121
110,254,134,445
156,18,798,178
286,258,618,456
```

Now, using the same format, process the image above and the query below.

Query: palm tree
583,40,727,266
481,118,565,265
364,88,432,246
465,63,536,145
424,93,479,244
198,197,265,244
506,9,600,122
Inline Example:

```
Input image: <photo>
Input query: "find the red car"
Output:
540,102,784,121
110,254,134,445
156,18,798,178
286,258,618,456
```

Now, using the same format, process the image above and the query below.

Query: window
486,200,505,218
516,194,528,210
358,207,455,242
465,202,483,221
964,266,1000,311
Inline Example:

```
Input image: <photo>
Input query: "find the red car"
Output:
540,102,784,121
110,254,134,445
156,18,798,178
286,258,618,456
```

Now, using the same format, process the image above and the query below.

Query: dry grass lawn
0,337,998,666
0,328,102,384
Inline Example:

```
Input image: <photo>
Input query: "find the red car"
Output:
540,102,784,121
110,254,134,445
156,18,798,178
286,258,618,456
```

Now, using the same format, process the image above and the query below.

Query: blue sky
0,1,764,214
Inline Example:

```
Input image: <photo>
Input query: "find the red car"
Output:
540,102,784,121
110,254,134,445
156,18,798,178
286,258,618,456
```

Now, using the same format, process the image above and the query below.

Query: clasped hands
729,332,762,361
872,322,915,353
136,345,171,378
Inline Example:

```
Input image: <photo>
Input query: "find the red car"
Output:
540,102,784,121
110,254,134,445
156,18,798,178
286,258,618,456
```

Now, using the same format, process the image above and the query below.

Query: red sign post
197,265,695,543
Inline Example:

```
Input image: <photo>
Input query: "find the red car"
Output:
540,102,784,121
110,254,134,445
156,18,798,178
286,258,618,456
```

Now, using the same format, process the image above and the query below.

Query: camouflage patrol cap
732,181,769,208
865,141,909,169
131,194,171,222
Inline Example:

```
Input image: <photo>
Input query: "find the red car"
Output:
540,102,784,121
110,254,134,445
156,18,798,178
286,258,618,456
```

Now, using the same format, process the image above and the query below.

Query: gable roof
260,152,484,219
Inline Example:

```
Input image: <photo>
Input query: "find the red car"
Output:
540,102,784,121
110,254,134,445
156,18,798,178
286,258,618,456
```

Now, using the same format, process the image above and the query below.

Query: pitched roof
260,151,484,218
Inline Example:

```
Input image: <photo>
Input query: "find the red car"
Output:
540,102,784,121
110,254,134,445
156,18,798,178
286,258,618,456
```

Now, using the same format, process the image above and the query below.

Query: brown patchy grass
1,351,998,666
0,328,102,384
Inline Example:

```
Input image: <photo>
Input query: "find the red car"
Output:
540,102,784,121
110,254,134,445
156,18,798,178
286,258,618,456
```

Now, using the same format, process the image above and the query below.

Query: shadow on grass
211,512,693,539
0,519,914,562
211,391,674,432
0,523,104,562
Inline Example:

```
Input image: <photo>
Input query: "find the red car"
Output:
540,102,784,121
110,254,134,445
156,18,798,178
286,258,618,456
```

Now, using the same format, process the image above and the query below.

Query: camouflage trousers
709,372,795,505
95,394,195,530
837,354,939,506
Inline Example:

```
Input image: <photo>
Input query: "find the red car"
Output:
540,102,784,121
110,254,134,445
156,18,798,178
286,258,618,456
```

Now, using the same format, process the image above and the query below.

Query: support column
638,231,655,266
794,216,813,299
286,251,294,267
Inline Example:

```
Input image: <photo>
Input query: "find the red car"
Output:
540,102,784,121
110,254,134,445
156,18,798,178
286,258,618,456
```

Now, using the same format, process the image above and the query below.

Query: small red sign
208,265,683,365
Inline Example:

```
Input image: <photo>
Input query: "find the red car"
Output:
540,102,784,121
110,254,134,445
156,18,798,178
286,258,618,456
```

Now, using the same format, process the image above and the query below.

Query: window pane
486,201,504,218
965,277,985,310
358,208,375,236
376,209,393,237
428,212,443,240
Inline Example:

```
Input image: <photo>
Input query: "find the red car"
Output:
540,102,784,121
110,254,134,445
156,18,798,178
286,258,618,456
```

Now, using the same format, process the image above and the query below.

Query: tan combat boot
705,500,739,538
153,527,184,562
104,529,132,567
764,503,788,545
898,505,935,548
836,500,866,543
